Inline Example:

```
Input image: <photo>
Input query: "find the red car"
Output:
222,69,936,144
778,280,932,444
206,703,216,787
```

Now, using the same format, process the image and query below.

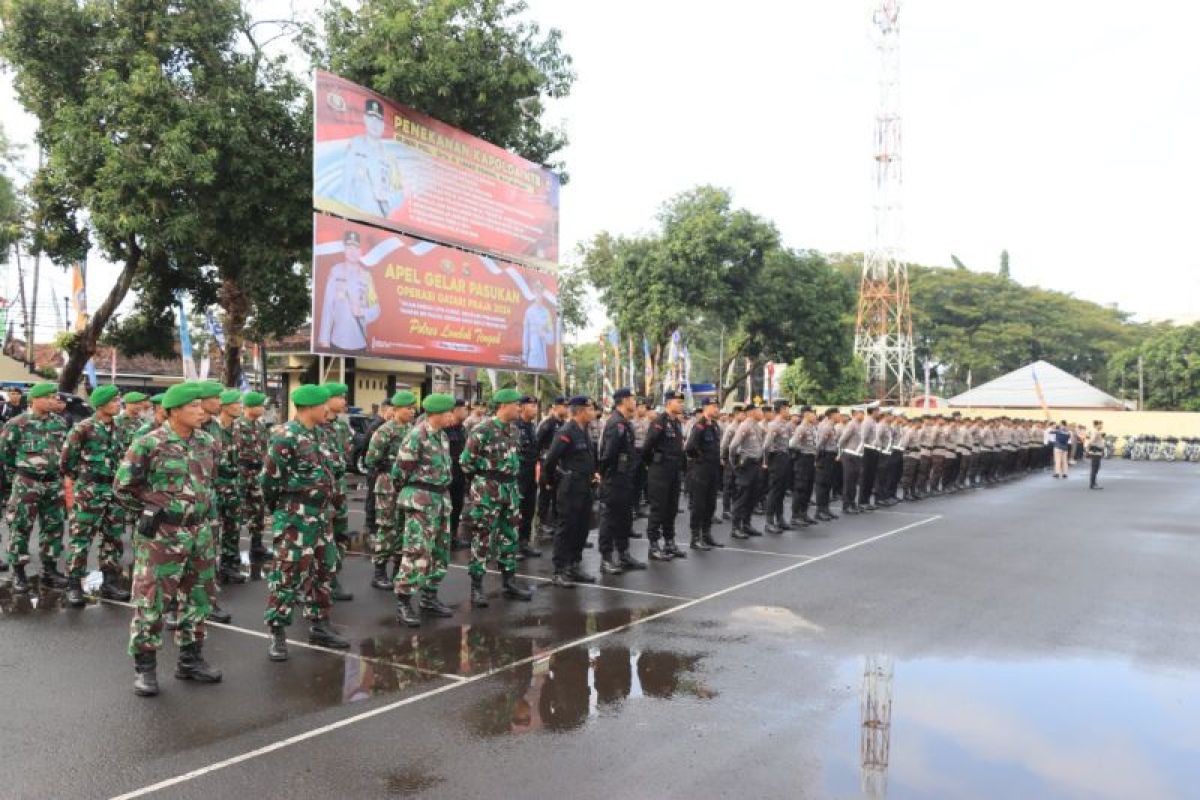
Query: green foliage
0,124,21,260
951,254,968,271
315,0,575,178
779,358,819,404
1109,323,1200,411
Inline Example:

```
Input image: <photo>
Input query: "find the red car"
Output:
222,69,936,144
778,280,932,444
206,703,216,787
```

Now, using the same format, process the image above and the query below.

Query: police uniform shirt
598,412,637,479
838,418,865,456
763,417,792,455
729,418,766,463
816,419,838,453
861,416,879,451
789,419,818,454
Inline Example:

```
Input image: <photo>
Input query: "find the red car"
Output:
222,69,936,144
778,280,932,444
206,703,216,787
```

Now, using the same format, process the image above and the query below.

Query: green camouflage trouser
331,476,348,572
241,469,266,539
127,522,215,655
216,475,243,564
6,473,66,567
466,477,521,578
393,488,450,595
264,498,335,626
372,472,403,567
66,482,124,578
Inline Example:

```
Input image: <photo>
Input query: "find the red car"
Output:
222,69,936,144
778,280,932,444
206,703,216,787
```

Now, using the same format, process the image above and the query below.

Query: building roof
948,360,1125,410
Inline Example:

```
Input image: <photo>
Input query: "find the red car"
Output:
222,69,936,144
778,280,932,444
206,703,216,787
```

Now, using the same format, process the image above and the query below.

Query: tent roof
947,360,1125,409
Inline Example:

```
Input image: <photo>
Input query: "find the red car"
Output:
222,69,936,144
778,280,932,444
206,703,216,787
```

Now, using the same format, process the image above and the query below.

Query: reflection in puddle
860,656,894,800
467,646,715,737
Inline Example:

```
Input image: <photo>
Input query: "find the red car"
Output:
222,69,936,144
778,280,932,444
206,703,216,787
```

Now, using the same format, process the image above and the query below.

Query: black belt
243,462,264,471
408,480,448,493
160,509,205,526
78,472,116,483
470,469,518,482
18,470,58,483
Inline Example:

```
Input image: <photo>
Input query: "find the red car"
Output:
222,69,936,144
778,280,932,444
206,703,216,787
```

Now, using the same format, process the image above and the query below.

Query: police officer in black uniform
535,396,568,543
515,395,542,559
641,390,687,562
597,388,647,575
543,396,598,587
685,397,724,551
445,399,469,550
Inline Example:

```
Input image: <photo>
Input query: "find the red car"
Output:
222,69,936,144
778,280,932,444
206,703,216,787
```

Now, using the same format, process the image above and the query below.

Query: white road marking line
444,563,694,602
109,513,942,800
717,546,815,560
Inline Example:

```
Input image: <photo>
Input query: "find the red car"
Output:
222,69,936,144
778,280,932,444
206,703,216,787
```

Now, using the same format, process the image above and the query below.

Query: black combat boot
219,559,247,584
100,570,131,601
600,553,625,574
419,589,453,617
396,594,421,627
551,570,575,588
165,600,180,630
778,516,794,531
207,602,232,624
175,643,222,683
689,532,711,551
648,541,673,560
40,563,69,590
742,521,764,537
309,619,349,649
133,652,159,697
331,576,354,602
518,543,542,559
618,551,647,570
371,562,391,590
248,535,270,561
65,576,86,608
501,570,533,601
470,574,489,608
567,561,597,583
268,625,289,661
663,539,688,558
702,528,725,548
731,523,750,540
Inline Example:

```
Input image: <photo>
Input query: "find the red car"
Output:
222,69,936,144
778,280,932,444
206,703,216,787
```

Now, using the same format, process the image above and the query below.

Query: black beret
701,397,718,407
612,387,633,402
552,396,568,406
663,390,681,401
568,395,591,407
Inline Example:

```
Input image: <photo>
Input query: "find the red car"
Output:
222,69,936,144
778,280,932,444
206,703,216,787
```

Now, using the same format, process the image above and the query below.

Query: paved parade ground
2,460,1199,799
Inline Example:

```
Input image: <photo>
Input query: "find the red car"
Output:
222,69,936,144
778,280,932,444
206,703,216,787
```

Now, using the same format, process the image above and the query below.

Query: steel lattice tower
855,0,916,403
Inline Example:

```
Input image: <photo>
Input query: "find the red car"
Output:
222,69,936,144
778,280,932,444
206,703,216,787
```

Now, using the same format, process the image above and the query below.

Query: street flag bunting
177,296,198,381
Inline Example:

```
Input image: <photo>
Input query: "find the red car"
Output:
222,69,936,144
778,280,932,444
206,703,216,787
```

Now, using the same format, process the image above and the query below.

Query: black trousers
1089,455,1102,486
900,455,920,495
928,454,946,491
537,464,557,536
881,451,903,499
598,475,634,556
634,449,647,508
450,469,466,538
943,455,960,488
791,452,816,516
814,452,836,510
830,454,844,497
687,462,720,535
646,459,683,543
841,454,862,510
733,460,763,527
722,460,736,513
518,468,537,544
858,448,880,506
553,477,592,569
957,453,972,486
916,454,932,492
364,471,379,537
765,451,793,522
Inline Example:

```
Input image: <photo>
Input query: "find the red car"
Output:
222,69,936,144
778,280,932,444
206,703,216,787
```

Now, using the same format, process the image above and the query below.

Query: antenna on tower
855,0,916,403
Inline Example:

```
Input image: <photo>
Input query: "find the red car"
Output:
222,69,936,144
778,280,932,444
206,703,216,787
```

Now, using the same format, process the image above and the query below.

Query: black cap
800,405,813,414
552,396,568,406
773,400,789,412
568,395,591,408
365,98,384,118
663,390,681,401
343,230,361,247
701,397,718,407
519,395,538,405
612,387,633,402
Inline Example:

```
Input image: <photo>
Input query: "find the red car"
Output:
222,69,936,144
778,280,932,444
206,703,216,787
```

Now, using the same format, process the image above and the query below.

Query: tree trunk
219,271,249,388
59,241,141,392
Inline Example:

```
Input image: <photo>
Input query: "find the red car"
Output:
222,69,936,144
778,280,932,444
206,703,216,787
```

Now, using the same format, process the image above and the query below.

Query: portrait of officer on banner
521,277,555,370
317,229,381,353
337,97,405,217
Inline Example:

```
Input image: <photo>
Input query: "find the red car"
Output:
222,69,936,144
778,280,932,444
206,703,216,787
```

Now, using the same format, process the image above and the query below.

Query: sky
3,0,1199,346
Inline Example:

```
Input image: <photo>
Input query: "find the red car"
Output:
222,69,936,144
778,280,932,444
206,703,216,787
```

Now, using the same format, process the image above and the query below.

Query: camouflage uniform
364,419,410,567
461,416,522,578
213,418,243,565
391,419,452,594
111,412,145,534
262,420,337,626
60,414,124,578
1,410,69,567
234,415,270,549
317,417,353,563
114,426,218,654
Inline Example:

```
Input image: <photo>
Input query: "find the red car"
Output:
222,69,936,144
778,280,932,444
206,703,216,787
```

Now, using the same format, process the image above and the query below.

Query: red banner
311,214,559,372
313,71,560,265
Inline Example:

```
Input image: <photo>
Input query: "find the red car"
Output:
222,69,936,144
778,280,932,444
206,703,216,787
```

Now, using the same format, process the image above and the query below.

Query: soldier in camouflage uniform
263,384,349,661
235,391,271,561
194,380,233,623
133,393,167,439
60,384,131,607
115,382,223,697
462,388,534,608
391,393,457,627
213,389,248,583
1,382,70,593
364,390,418,591
318,382,354,602
112,391,151,534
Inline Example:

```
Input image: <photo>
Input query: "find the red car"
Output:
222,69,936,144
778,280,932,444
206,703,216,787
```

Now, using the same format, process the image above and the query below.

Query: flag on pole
205,310,226,351
1030,364,1051,420
682,344,694,407
70,263,100,389
627,336,634,389
642,336,652,396
177,296,198,381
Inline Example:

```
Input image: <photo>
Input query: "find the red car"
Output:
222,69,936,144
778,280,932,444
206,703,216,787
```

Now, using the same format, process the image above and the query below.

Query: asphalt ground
2,459,1199,799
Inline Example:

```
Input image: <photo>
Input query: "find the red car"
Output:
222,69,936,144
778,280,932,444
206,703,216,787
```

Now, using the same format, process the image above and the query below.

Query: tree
1109,323,1200,411
315,0,575,178
0,124,21,260
779,358,819,404
951,254,968,271
999,249,1010,279
0,0,252,390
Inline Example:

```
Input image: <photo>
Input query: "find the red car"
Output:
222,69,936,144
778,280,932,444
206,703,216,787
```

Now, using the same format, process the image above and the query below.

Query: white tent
947,360,1125,410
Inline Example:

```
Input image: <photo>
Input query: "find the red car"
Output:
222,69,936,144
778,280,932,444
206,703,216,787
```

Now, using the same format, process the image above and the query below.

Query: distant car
347,413,378,475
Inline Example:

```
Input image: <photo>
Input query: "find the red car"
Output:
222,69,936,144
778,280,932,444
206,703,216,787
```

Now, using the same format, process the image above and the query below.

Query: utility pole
1137,355,1144,410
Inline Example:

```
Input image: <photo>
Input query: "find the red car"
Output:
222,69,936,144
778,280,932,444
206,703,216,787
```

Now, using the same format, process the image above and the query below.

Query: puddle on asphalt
465,645,715,736
824,656,1200,800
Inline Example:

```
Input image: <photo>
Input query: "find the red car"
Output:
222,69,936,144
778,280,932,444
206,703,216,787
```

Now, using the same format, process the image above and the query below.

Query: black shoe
797,512,817,525
663,540,687,559
249,537,270,561
40,564,69,590
702,530,725,548
309,619,350,649
371,563,392,590
501,570,533,601
583,540,594,549
518,544,543,559
470,575,490,608
619,552,647,570
600,554,625,575
648,542,673,560
1090,484,1103,490
566,564,597,583
331,577,354,602
731,525,750,540
175,643,222,683
552,570,575,588
66,577,86,607
133,652,159,697
628,529,644,539
207,603,232,624
268,625,289,661
99,573,132,601
219,561,247,584
764,521,781,534
861,504,877,512
396,595,421,627
419,590,453,617
451,538,471,552
842,506,860,515
743,524,764,537
777,519,794,531
721,511,732,521
689,535,712,552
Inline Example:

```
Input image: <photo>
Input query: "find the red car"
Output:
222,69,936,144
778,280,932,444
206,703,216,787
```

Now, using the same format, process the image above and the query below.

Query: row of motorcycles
1120,435,1200,462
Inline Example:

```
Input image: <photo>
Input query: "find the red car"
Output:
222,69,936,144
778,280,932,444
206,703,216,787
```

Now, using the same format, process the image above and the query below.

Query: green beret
322,382,348,398
219,389,243,405
391,390,417,408
29,382,57,399
162,383,201,410
291,384,329,408
243,391,266,408
422,393,455,414
124,391,148,403
493,388,522,405
89,385,120,408
195,381,223,399
149,393,165,405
